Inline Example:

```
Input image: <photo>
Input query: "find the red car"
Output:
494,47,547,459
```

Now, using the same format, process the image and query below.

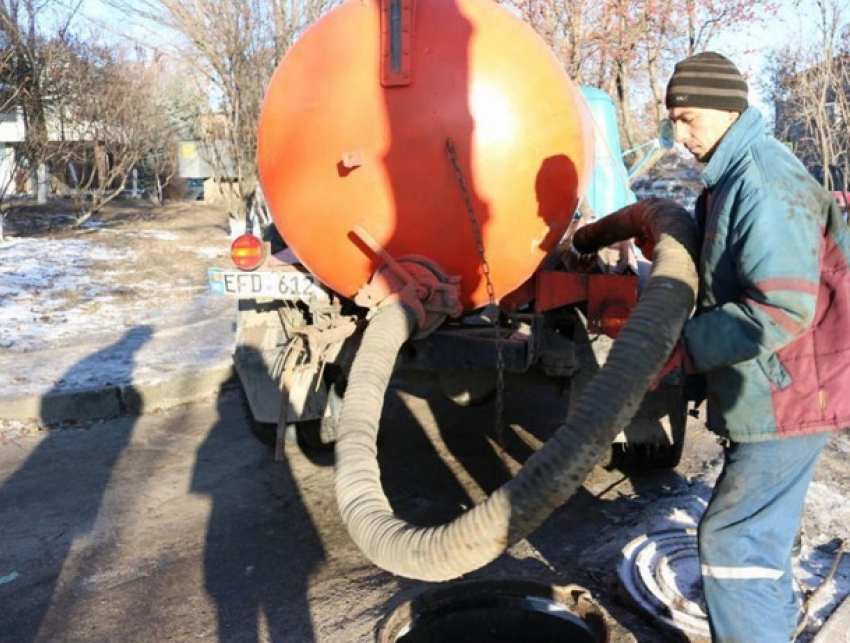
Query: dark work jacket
683,108,850,442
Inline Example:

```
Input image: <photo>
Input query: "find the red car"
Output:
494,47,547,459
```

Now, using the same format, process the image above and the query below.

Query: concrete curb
0,360,235,426
0,304,238,427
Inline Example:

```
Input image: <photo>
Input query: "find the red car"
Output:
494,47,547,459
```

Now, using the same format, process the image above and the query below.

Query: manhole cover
377,579,609,643
618,528,710,640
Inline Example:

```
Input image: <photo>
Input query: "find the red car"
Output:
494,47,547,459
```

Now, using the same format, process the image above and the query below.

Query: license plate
208,268,330,302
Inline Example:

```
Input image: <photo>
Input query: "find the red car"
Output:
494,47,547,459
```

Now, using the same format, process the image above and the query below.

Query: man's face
667,107,739,163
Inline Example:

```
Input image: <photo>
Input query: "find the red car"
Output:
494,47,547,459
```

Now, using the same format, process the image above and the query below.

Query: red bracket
533,270,638,337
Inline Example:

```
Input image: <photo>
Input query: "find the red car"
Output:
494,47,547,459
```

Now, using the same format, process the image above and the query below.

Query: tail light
230,234,266,271
598,303,632,338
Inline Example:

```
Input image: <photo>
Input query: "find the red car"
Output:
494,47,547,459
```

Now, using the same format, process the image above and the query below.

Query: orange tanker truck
207,0,698,582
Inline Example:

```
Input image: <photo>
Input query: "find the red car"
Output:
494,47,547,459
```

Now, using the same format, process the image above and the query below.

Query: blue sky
710,0,834,119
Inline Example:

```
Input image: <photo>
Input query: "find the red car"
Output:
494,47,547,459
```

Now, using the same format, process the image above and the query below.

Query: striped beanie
665,52,748,113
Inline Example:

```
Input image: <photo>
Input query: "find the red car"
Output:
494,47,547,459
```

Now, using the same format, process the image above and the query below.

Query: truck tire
236,369,332,451
243,413,331,452
608,379,688,471
236,384,282,447
437,368,497,406
292,419,336,451
249,419,278,447
610,439,684,471
286,365,346,452
577,316,688,472
609,403,687,470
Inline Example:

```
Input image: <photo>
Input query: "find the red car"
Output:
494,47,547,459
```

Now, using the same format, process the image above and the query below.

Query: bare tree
499,0,776,165
144,59,206,204
102,0,341,225
498,0,604,81
0,0,91,202
766,0,849,194
0,45,21,240
56,42,180,221
0,3,85,238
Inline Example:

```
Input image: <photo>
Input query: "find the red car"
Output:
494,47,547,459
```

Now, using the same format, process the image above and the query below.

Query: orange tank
257,0,594,311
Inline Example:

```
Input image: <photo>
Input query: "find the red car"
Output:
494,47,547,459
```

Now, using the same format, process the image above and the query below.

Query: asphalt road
1,373,845,643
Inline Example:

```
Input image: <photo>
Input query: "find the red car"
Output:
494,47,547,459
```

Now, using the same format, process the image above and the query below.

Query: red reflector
231,234,266,271
599,304,632,338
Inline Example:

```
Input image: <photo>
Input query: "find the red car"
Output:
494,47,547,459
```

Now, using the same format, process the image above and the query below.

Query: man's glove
650,339,694,390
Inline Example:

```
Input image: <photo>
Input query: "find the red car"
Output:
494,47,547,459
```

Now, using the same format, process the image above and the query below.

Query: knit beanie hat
665,52,748,112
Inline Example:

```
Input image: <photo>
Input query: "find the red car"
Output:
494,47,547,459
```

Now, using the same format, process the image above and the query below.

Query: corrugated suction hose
335,198,698,581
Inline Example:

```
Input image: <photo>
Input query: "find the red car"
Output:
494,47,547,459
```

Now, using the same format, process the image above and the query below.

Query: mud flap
280,366,329,424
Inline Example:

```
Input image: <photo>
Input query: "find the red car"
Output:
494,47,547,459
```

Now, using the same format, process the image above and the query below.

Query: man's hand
650,339,693,390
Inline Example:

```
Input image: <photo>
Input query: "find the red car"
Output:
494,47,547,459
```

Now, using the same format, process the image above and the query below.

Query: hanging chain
445,138,505,444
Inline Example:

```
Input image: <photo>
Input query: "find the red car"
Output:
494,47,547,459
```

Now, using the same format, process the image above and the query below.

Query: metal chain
445,138,505,444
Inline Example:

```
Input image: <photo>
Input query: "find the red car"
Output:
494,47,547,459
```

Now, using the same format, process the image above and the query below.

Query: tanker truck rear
207,0,691,475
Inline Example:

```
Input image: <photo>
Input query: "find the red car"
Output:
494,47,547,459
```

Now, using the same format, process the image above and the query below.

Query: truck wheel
287,366,345,452
237,383,307,449
609,436,684,471
248,419,279,447
570,319,688,472
245,417,332,452
609,382,688,471
437,368,497,406
237,385,285,447
293,419,336,451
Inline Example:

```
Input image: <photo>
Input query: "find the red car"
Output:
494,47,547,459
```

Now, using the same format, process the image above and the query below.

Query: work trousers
698,432,831,643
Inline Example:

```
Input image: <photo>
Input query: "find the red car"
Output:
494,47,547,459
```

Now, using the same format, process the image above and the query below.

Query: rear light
230,234,266,271
598,303,632,338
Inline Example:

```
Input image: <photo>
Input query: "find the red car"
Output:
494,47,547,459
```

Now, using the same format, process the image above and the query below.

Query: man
661,52,850,642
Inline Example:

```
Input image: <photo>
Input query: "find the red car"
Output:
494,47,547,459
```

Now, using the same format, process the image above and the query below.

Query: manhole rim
376,578,610,643
618,528,711,639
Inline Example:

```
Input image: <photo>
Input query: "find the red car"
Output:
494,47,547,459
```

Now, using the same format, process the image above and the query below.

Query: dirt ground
3,198,233,286
2,197,849,643
0,197,236,356
4,197,230,236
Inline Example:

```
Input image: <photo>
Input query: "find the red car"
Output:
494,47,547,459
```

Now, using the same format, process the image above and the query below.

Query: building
774,55,849,195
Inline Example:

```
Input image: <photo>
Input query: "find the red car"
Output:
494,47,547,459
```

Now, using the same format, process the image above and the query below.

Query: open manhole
377,579,609,643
